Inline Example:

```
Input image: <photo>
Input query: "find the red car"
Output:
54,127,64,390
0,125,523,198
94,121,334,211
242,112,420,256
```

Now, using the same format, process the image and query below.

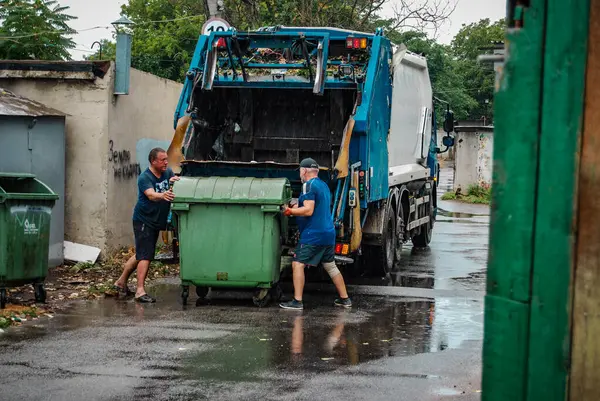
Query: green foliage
223,0,388,32
0,0,76,60
442,184,491,204
119,0,206,82
451,18,505,123
70,261,94,273
392,31,478,123
441,191,457,200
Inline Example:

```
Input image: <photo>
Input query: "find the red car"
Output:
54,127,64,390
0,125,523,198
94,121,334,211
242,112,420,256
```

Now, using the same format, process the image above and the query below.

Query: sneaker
334,297,352,308
279,299,304,310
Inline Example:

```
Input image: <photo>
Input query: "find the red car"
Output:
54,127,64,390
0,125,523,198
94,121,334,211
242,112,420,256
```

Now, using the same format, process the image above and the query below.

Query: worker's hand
169,176,180,183
282,206,293,217
163,190,175,202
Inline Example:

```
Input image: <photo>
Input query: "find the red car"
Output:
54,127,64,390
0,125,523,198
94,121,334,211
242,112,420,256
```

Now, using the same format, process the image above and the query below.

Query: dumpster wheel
195,286,209,299
252,288,272,308
34,283,46,304
0,289,6,309
181,285,190,305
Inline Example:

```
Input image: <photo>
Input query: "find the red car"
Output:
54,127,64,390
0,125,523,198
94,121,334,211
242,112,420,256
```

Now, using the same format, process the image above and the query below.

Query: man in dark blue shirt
114,148,179,303
280,158,352,310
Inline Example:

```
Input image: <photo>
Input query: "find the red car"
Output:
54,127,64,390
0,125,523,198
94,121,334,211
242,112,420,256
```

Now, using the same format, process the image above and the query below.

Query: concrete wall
454,130,494,191
2,64,183,255
2,74,112,251
106,68,182,250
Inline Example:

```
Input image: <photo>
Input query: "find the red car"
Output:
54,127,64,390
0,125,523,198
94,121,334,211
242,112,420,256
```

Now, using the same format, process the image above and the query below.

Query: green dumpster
0,173,58,309
172,176,291,307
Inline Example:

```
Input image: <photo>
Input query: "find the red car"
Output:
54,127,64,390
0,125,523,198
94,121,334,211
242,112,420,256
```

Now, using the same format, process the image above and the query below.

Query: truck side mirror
442,135,455,148
443,110,455,133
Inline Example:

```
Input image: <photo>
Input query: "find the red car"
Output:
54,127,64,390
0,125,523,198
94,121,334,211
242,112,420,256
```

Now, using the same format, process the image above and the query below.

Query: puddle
437,209,477,219
178,296,483,381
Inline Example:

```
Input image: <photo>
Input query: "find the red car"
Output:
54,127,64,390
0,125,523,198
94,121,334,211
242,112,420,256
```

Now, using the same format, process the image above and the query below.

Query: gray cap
299,158,319,169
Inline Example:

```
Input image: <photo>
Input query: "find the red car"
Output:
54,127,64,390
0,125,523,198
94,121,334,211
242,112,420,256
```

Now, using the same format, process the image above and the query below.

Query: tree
116,0,457,82
394,31,477,123
0,0,76,60
451,18,505,123
119,0,206,82
222,0,455,33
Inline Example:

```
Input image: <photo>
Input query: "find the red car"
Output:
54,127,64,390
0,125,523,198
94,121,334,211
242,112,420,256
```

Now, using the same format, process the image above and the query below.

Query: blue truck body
171,26,450,273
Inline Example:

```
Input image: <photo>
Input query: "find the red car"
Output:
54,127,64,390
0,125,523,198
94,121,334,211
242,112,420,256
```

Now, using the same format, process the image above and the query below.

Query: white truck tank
388,46,433,185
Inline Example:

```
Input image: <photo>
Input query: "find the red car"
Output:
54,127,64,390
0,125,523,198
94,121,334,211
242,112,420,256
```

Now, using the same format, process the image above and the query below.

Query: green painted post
527,0,590,400
482,1,547,399
483,1,591,400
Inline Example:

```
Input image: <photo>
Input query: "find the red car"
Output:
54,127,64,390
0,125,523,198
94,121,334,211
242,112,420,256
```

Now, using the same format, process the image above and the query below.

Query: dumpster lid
173,177,291,205
0,174,58,201
0,172,36,179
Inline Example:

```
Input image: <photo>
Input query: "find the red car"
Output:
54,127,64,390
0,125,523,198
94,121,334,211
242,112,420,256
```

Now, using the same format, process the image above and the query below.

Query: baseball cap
299,158,319,169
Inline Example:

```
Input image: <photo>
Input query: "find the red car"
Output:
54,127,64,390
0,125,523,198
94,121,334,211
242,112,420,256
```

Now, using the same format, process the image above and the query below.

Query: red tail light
335,244,342,254
216,38,226,48
353,38,360,49
346,37,354,49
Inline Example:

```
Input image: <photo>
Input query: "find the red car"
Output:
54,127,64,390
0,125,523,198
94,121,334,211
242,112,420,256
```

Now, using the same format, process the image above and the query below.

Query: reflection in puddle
180,298,482,382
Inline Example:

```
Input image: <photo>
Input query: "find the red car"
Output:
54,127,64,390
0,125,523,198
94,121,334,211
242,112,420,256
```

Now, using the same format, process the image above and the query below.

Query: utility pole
205,0,224,18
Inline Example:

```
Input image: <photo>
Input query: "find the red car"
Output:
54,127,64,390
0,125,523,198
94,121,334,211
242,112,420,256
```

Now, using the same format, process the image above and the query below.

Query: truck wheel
365,205,396,276
412,194,433,248
0,289,6,309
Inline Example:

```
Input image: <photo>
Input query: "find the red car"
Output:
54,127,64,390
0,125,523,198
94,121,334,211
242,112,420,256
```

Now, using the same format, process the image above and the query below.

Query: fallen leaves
0,305,48,328
3,247,180,312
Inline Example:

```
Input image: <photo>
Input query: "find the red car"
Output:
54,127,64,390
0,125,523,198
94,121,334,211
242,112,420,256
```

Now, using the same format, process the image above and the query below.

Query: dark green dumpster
172,176,291,307
0,173,58,308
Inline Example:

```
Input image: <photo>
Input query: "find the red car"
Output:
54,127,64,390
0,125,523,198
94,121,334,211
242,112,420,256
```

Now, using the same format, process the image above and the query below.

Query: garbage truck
168,26,455,305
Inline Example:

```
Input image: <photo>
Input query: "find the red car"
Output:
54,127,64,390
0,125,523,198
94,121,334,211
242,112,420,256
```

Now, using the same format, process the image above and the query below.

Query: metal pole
205,0,224,18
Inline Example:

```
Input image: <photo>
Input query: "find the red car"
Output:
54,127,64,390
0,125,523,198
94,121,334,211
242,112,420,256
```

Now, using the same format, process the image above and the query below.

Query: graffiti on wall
109,140,141,179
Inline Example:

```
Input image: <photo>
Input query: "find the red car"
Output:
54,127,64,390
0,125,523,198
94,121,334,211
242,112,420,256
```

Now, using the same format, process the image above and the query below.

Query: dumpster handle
261,205,280,213
171,203,190,211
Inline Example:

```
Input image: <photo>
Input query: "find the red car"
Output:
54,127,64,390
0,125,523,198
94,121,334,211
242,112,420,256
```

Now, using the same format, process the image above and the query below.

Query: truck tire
412,192,433,248
395,208,405,263
364,204,396,276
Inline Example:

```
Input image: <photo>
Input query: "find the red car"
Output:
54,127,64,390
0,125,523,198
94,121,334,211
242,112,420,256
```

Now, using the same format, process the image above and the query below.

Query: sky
61,0,507,60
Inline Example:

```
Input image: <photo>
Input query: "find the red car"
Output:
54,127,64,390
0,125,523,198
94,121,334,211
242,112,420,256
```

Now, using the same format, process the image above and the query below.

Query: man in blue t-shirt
279,158,352,310
114,147,179,303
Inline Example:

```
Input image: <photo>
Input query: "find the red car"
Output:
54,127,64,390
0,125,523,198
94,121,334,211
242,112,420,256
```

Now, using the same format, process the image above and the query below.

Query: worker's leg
322,245,351,307
114,255,138,289
292,261,306,301
131,221,159,303
323,261,349,299
135,259,151,298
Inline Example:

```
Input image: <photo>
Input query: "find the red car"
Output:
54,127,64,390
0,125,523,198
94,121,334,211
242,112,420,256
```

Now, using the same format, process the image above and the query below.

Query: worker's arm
284,200,314,217
144,188,175,202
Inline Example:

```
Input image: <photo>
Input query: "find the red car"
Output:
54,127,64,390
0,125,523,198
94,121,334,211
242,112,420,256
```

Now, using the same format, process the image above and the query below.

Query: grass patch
443,184,491,205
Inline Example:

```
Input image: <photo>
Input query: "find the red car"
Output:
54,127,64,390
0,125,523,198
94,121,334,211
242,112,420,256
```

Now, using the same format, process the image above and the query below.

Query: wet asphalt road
0,167,489,401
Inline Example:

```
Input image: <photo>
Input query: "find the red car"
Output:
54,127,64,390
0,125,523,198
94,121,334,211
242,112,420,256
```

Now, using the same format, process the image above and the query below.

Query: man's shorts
133,220,160,261
293,244,335,267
